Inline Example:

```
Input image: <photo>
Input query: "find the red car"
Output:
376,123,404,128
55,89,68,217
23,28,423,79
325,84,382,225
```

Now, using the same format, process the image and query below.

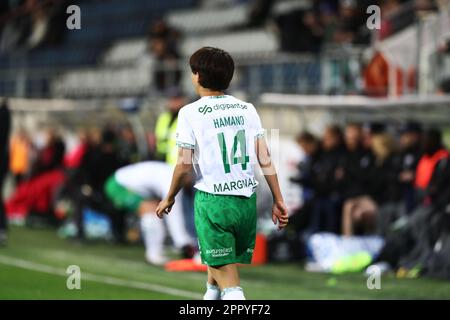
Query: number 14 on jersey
217,129,250,174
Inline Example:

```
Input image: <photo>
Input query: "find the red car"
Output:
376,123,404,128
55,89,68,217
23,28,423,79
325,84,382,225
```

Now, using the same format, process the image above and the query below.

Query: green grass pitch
0,226,449,299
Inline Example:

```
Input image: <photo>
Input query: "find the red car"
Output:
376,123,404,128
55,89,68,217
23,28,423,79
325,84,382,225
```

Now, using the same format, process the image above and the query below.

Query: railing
0,46,367,99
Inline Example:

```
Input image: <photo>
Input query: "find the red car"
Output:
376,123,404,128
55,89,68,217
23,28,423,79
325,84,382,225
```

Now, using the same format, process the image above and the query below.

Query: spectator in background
5,126,67,224
0,0,67,52
148,20,182,92
154,87,186,165
342,133,398,236
117,124,139,165
26,0,51,49
289,131,321,234
0,100,11,245
30,128,65,177
68,127,124,241
334,0,369,44
396,121,423,213
292,132,321,204
9,127,31,185
437,78,450,94
63,128,89,170
378,0,405,40
314,0,340,45
372,128,449,273
362,122,385,151
41,0,68,47
0,0,31,52
338,122,370,200
414,129,449,205
275,8,323,53
247,0,275,28
304,125,345,234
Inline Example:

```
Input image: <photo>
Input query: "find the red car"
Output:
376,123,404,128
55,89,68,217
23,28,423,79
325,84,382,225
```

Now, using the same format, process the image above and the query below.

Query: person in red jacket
415,129,449,206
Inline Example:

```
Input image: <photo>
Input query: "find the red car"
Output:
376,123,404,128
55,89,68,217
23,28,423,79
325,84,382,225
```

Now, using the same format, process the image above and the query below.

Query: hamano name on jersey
213,115,245,129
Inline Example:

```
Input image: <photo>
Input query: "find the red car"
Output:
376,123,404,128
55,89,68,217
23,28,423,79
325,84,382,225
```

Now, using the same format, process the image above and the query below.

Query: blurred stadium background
1,0,450,299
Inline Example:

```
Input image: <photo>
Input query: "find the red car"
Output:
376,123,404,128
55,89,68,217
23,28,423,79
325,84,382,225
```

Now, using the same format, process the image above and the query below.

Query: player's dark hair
189,47,234,91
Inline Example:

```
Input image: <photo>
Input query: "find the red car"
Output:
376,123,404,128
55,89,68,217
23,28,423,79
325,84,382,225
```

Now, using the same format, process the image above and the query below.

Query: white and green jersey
176,95,265,198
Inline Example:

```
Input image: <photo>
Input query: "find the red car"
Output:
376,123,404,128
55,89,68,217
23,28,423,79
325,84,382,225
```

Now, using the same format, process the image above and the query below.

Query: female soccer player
156,47,288,300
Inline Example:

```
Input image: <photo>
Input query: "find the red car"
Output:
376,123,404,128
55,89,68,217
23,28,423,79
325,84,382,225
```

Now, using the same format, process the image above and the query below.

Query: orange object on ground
251,233,268,265
165,259,207,272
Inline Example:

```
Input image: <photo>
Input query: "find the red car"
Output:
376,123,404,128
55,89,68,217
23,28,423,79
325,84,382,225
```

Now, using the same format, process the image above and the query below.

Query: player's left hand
272,200,289,230
156,197,175,218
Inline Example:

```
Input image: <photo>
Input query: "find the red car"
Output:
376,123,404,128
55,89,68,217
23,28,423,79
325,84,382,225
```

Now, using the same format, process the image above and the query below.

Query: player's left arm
156,147,193,218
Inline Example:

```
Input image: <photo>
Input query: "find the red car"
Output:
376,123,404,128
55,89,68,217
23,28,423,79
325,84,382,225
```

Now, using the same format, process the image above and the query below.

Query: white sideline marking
0,255,202,299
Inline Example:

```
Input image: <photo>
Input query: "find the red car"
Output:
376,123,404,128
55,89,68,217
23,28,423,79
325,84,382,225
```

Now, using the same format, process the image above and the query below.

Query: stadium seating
101,39,148,67
52,60,152,97
181,29,278,57
166,4,248,34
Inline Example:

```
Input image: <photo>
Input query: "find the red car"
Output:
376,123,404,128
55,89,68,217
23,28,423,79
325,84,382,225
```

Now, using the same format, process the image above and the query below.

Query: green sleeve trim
176,141,195,149
256,131,265,138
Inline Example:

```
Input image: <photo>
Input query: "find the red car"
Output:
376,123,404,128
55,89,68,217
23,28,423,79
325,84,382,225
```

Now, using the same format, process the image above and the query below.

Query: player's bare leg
207,264,245,300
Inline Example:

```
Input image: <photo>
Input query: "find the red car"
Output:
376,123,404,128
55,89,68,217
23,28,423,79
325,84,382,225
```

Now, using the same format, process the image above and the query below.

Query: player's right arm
156,107,195,218
156,147,193,218
255,136,289,230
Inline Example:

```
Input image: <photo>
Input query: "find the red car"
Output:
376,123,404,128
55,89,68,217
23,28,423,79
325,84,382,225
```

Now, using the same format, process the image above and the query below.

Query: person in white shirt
104,161,194,265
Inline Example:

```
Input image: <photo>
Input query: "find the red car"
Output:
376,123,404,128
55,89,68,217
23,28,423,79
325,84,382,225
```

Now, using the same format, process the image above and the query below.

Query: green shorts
194,190,257,266
104,176,144,213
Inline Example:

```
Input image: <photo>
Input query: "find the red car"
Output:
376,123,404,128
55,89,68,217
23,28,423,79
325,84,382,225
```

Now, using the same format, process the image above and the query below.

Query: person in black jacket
338,122,373,200
306,125,345,234
30,128,65,177
68,128,125,241
0,100,11,245
342,133,398,236
396,121,422,213
289,131,321,233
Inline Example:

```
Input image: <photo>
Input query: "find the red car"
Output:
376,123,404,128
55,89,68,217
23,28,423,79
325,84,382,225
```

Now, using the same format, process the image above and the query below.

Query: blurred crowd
287,121,450,276
242,0,438,52
0,91,188,245
290,121,447,235
0,0,440,53
195,0,438,51
0,0,68,52
5,122,141,235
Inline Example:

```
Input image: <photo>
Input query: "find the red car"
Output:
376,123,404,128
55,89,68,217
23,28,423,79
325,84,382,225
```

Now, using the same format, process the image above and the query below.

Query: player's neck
198,87,225,97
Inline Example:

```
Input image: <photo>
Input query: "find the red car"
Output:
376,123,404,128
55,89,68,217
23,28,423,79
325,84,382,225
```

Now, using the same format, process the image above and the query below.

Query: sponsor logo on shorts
206,247,233,258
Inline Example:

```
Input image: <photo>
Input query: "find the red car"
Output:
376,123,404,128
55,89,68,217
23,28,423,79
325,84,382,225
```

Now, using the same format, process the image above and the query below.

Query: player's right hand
272,201,289,230
155,197,175,219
